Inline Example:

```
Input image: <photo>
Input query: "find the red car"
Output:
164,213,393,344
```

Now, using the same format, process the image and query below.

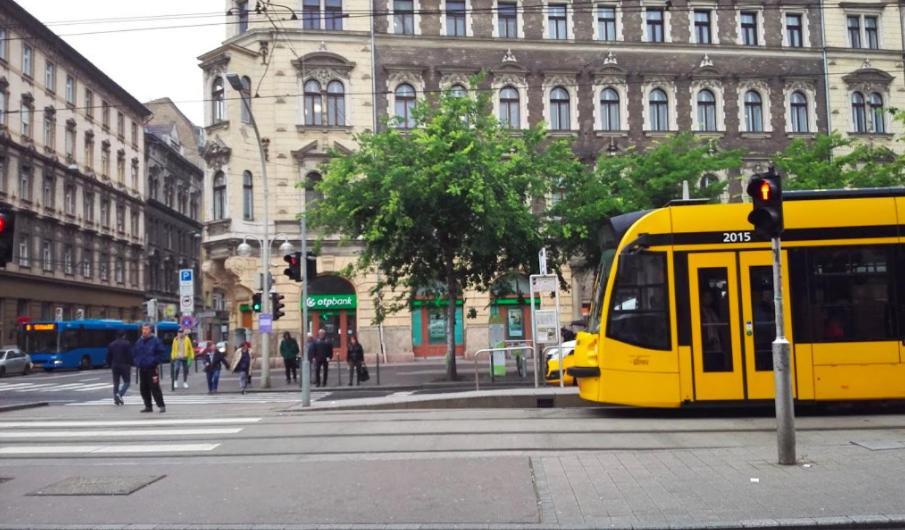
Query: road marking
0,418,262,428
0,443,220,455
67,394,322,406
73,383,114,391
0,383,39,390
44,383,88,391
0,427,243,439
4,384,57,392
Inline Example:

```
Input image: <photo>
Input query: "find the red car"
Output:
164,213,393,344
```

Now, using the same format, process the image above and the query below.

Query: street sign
531,275,557,293
197,310,216,319
180,314,197,329
534,309,559,343
54,306,63,321
259,313,273,334
180,295,193,313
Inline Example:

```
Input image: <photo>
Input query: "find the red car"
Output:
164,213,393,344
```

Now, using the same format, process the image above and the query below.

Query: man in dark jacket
132,323,166,413
313,329,333,387
106,332,132,406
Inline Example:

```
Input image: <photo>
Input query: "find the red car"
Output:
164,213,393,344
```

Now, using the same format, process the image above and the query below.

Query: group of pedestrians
106,323,168,413
278,329,367,387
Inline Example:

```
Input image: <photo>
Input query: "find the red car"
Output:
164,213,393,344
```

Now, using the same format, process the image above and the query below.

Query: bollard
376,349,380,386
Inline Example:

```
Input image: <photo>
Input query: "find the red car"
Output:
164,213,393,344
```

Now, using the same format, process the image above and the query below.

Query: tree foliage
772,132,905,190
309,80,579,379
548,133,743,268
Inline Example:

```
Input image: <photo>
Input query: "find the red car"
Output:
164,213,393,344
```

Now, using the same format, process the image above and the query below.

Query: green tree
309,82,579,380
549,133,743,268
772,132,905,190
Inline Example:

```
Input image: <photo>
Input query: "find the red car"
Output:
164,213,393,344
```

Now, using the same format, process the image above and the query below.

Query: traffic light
251,292,263,313
305,252,317,281
0,206,15,268
271,292,285,320
283,252,302,282
746,167,784,238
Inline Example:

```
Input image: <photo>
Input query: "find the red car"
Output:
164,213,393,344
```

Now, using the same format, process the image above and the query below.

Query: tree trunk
445,275,458,381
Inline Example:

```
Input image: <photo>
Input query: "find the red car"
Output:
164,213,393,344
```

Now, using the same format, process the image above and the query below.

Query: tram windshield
587,224,618,333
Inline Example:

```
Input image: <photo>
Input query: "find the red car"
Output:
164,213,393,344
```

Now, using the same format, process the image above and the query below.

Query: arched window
697,89,716,132
304,80,322,126
395,83,416,129
600,88,620,131
700,173,718,190
449,84,467,97
305,171,323,205
744,90,763,132
869,92,885,133
326,80,345,126
211,77,225,123
790,91,809,133
212,171,225,220
851,91,866,133
499,86,520,129
550,86,570,131
240,75,252,124
649,88,668,131
242,170,253,220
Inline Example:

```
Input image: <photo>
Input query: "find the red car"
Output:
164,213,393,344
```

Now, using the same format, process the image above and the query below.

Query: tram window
607,251,670,350
897,246,905,340
698,268,733,372
749,266,774,371
807,246,896,342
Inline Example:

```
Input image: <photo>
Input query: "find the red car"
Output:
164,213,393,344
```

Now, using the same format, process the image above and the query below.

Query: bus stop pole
771,236,796,465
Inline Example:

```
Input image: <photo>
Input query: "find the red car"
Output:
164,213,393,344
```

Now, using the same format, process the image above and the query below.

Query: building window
65,75,75,105
116,203,125,232
303,0,321,29
22,45,32,77
44,62,56,92
304,80,322,126
116,112,124,139
42,174,54,209
84,134,94,168
212,77,226,123
0,90,6,126
449,84,466,97
99,255,108,282
102,101,110,130
696,89,716,131
851,91,867,133
65,123,76,160
864,16,879,49
190,195,199,220
869,92,885,133
131,122,138,146
21,97,33,138
786,13,803,47
100,198,110,225
598,5,616,41
19,165,32,201
325,0,343,30
18,235,29,267
82,250,92,278
847,15,861,48
740,11,758,45
548,4,567,39
101,144,110,177
549,86,570,131
394,0,415,34
237,0,249,33
395,83,416,129
85,90,94,120
64,184,75,214
744,90,763,132
790,91,809,133
498,2,518,38
646,8,664,42
42,240,52,271
240,76,252,124
499,86,520,128
305,172,323,205
63,245,73,275
326,80,345,126
213,171,226,220
43,110,55,150
84,191,94,222
242,170,254,220
116,152,125,182
600,87,619,131
447,0,466,36
694,10,711,44
0,29,6,61
131,159,138,189
114,258,124,284
649,88,669,131
131,211,139,236
700,173,718,190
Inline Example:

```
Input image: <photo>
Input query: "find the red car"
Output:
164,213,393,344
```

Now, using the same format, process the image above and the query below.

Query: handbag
358,363,370,382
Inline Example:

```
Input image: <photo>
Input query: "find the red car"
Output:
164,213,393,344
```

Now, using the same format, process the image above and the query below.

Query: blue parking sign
180,270,193,282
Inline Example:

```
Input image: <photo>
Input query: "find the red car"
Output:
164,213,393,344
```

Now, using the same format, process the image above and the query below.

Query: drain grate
28,475,165,496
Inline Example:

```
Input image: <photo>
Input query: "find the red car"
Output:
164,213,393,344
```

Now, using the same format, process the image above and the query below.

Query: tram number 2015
722,232,752,243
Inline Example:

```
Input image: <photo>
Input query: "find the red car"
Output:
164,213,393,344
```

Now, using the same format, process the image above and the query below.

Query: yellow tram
567,188,905,407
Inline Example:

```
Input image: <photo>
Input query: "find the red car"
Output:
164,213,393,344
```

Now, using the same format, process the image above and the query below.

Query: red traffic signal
746,168,784,238
0,207,15,267
283,252,302,282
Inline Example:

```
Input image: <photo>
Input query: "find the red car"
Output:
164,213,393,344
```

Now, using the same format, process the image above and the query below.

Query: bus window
697,268,732,372
607,251,670,350
60,329,81,351
808,246,895,342
23,329,59,354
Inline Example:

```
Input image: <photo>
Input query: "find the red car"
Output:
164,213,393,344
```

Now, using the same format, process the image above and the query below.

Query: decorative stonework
200,137,232,170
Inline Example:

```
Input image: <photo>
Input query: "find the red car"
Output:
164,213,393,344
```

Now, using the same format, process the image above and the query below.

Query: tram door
689,251,796,401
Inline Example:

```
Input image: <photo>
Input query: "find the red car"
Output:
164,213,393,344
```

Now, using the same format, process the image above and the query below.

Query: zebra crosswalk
68,391,329,406
0,416,263,456
0,380,111,393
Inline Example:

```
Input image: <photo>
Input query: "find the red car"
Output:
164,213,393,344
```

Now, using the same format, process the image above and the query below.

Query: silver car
0,347,31,377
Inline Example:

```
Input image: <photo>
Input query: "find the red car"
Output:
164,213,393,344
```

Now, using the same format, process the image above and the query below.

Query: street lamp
226,72,273,388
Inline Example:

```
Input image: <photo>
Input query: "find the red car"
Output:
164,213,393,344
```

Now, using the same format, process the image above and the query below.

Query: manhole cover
28,475,165,496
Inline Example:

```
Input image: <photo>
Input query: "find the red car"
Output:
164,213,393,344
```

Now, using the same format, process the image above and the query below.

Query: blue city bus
18,320,180,370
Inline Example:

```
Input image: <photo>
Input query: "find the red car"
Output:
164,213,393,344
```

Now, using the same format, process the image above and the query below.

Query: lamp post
227,72,272,388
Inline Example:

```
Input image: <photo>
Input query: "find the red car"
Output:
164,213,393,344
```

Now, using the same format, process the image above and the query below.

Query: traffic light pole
771,236,796,465
300,214,311,407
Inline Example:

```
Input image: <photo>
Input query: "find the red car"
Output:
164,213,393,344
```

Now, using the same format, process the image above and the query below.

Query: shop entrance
305,276,357,361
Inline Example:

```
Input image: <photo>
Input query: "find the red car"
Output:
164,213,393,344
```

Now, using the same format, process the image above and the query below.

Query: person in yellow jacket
170,328,195,389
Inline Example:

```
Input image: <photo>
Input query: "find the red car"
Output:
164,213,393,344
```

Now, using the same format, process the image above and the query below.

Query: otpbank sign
305,294,357,310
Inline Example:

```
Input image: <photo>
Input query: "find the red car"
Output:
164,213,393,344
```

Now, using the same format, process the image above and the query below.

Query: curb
0,401,48,413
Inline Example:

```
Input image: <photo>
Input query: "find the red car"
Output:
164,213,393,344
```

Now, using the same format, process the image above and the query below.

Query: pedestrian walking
132,323,166,413
279,331,300,384
233,341,252,394
106,332,132,406
204,343,229,393
313,329,333,387
170,328,195,389
347,334,364,386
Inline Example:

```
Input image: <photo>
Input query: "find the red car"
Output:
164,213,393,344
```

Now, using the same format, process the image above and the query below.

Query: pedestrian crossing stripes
67,392,328,406
0,417,263,456
0,381,111,393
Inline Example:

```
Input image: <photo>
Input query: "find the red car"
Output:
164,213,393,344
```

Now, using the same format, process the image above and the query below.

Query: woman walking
233,342,252,394
347,335,365,386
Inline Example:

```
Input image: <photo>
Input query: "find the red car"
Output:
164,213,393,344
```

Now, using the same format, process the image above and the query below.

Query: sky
15,0,225,125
